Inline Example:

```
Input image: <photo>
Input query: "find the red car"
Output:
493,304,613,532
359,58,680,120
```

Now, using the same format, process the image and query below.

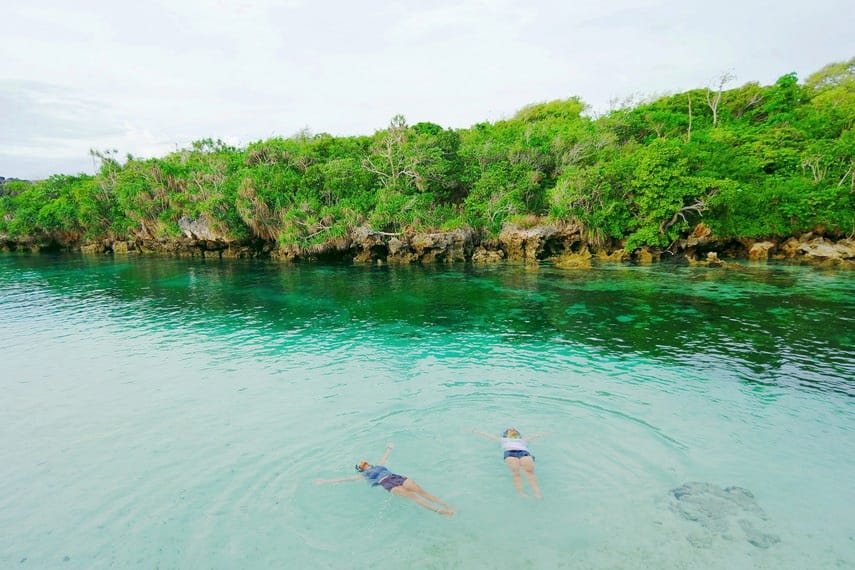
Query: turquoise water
1,254,853,569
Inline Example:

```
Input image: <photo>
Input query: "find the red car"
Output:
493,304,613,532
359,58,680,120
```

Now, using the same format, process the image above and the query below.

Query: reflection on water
0,253,853,569
4,254,852,396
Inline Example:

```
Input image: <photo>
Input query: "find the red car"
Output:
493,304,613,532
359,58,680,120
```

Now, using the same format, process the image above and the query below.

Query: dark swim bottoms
378,474,407,492
504,450,534,460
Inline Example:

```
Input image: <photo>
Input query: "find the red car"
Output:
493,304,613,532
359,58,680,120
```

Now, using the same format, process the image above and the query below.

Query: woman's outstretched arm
314,475,363,485
472,429,501,441
377,443,394,466
526,432,551,441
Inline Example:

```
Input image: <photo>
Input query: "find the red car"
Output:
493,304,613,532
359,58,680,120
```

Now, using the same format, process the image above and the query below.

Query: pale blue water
0,254,853,569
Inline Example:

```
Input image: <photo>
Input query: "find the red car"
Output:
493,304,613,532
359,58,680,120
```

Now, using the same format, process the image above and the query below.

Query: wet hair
503,427,521,438
355,461,371,472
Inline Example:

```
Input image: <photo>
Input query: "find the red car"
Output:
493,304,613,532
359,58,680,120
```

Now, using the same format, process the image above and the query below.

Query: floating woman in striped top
314,443,456,515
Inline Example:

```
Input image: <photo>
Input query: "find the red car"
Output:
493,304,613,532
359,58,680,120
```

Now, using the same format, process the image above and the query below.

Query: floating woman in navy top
315,443,456,515
474,427,548,498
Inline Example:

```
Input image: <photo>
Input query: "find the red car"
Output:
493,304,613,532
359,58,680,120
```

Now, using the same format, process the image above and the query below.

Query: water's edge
3,224,854,267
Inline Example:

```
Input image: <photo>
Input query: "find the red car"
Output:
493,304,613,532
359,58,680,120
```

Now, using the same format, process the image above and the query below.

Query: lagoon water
0,254,853,569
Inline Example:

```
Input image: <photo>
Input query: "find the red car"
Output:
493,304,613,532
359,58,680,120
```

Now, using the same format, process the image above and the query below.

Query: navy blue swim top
361,465,391,486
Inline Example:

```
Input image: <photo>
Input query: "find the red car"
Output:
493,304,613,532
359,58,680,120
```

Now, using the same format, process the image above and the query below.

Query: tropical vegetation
2,58,853,255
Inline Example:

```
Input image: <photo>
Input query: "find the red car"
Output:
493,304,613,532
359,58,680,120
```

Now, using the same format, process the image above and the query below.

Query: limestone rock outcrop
351,226,476,264
499,225,559,262
797,236,855,261
178,215,229,242
2,217,853,266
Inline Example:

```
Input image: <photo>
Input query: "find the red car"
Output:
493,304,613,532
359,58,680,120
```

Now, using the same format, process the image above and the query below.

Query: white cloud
1,0,853,179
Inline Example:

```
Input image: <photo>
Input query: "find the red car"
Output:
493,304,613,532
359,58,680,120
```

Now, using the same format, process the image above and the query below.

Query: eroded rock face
351,225,388,263
554,245,593,269
677,232,855,265
3,218,854,266
499,225,559,262
351,226,476,264
798,237,855,261
779,237,802,258
472,241,504,263
594,249,629,262
748,241,777,260
687,251,731,267
409,229,473,263
178,215,229,242
80,242,107,255
670,482,780,549
635,247,659,264
686,222,714,248
0,233,18,252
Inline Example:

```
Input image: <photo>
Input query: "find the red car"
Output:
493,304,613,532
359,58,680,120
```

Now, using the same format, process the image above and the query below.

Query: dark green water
1,254,853,568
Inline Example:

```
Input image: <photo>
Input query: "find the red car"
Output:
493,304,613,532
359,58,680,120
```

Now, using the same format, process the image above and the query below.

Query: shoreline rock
2,223,853,267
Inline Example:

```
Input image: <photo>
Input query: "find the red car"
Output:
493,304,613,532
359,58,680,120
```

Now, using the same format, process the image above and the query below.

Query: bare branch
686,92,693,142
801,156,829,183
659,189,720,234
705,71,735,127
839,164,854,189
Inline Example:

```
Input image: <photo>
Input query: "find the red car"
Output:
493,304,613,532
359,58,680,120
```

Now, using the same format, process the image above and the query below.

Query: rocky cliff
2,219,853,267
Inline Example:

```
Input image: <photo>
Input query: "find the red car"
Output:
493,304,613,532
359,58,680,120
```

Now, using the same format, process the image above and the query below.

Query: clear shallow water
0,254,853,569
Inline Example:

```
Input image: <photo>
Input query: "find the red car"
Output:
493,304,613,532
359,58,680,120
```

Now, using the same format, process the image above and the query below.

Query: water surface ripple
0,254,853,569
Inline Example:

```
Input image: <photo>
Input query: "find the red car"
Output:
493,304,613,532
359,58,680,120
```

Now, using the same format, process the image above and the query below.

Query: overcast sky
1,0,853,180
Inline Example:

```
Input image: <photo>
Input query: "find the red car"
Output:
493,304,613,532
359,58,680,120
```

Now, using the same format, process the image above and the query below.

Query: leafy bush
3,59,853,251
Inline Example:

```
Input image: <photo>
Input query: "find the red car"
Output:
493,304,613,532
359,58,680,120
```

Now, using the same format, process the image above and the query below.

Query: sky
1,0,853,180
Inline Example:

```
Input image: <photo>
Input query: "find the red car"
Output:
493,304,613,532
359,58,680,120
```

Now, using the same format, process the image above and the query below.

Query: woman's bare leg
520,456,542,499
504,457,528,497
392,486,455,515
402,479,456,512
402,479,455,511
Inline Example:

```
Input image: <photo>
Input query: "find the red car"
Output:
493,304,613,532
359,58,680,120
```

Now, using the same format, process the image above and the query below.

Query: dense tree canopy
2,58,853,252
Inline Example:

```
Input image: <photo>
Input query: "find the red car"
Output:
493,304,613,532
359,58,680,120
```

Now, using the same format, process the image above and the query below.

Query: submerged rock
670,482,780,549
